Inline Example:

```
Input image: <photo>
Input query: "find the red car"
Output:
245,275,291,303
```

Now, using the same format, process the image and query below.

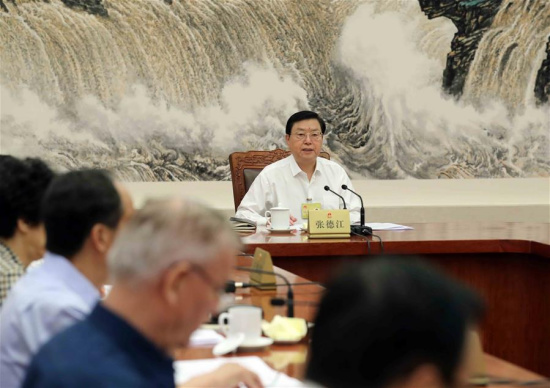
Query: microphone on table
225,280,323,293
323,185,347,209
341,184,372,236
224,281,249,293
233,266,295,317
270,298,319,307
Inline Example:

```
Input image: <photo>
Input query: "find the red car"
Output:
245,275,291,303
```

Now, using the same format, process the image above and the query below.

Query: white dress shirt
235,155,361,226
0,252,99,388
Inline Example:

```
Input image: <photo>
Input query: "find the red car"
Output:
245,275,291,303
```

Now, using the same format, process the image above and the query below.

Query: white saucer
272,338,303,345
267,227,292,233
212,333,245,356
238,336,274,351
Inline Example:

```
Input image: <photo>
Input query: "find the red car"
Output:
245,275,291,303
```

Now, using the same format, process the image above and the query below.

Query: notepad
365,223,413,231
229,217,256,231
174,356,305,387
188,329,225,347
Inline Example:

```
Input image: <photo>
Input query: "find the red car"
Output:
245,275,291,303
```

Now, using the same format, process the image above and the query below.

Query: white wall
124,178,550,223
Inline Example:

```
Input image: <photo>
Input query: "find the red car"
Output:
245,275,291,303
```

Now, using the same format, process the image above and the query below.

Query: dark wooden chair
229,149,330,211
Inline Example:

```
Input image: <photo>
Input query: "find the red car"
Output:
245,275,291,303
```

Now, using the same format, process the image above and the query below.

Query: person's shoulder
11,271,86,312
25,321,143,387
29,319,103,371
2,280,89,335
318,157,346,171
262,155,292,173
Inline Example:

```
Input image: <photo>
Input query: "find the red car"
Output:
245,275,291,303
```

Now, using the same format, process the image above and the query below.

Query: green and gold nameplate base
250,247,277,290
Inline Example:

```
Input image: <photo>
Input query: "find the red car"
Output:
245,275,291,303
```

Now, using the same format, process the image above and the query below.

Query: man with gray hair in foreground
23,198,263,388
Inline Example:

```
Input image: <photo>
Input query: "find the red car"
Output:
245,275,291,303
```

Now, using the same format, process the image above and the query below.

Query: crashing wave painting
1,0,549,181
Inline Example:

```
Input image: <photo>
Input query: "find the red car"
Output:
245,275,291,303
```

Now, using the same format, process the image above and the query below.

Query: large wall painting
1,0,549,180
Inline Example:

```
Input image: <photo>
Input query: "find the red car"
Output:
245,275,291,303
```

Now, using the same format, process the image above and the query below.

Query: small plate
212,333,245,356
267,227,293,233
272,338,303,345
238,336,274,351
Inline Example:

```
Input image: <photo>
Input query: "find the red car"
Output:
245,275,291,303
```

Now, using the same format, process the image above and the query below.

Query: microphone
226,279,323,293
224,281,250,293
323,185,347,209
270,298,319,307
234,266,295,317
342,184,372,236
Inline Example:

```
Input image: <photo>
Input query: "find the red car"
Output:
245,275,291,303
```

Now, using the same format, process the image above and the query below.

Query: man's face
171,249,235,347
285,118,323,166
101,184,135,254
24,222,47,262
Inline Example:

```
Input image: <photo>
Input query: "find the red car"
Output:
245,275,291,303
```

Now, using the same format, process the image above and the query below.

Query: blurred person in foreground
23,197,262,388
0,156,55,306
306,256,485,388
1,169,134,388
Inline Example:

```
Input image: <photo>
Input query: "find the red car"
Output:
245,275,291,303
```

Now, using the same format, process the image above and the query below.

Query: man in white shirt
235,111,361,226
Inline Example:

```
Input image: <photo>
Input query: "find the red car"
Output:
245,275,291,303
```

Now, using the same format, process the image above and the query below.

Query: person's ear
89,224,115,254
285,134,291,147
402,364,444,388
160,261,192,307
16,219,31,234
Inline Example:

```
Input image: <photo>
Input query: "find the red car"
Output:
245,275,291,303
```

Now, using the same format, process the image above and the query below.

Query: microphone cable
372,233,384,253
351,231,385,254
351,230,371,254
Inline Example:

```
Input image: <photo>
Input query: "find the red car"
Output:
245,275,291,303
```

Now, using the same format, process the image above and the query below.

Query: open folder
229,217,256,231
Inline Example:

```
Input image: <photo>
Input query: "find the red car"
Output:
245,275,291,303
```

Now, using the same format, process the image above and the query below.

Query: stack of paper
229,217,256,232
365,223,413,231
174,356,305,387
188,329,225,347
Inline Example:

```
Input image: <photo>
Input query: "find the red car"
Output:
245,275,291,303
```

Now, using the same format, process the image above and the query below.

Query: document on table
365,223,413,231
174,356,305,387
188,329,224,347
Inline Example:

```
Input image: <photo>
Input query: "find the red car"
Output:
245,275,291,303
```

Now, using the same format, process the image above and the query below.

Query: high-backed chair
229,149,330,211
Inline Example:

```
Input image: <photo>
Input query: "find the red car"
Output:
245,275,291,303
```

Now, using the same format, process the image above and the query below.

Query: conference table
176,255,548,386
239,222,550,377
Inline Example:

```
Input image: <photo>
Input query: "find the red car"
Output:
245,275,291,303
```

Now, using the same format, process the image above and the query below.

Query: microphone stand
234,266,294,317
323,185,347,209
342,184,372,236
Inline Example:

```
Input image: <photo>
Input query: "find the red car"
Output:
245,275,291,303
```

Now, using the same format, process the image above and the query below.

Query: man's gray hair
107,197,241,282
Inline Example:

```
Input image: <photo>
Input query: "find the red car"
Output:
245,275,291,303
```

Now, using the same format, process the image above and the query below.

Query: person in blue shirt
0,169,134,388
23,197,262,388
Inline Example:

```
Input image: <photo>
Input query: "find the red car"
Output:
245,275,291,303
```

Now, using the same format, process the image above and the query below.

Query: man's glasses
292,131,323,142
190,264,225,296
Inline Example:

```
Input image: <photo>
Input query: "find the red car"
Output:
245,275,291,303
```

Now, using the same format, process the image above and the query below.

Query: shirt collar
0,241,23,268
89,303,174,383
43,251,100,308
289,155,322,177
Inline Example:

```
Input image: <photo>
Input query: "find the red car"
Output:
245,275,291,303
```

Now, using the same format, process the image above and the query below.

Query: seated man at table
0,156,55,306
22,198,262,388
0,170,134,388
306,257,485,388
235,110,360,226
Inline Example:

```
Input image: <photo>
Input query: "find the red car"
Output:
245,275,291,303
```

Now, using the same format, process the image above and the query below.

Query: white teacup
265,207,290,229
218,305,262,341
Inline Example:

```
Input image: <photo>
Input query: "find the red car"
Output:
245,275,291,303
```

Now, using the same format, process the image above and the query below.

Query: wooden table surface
241,222,550,257
175,256,548,385
238,222,550,376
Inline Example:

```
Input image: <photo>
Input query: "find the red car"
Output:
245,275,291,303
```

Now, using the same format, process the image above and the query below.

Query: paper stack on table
365,223,413,231
188,329,225,347
174,356,305,387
